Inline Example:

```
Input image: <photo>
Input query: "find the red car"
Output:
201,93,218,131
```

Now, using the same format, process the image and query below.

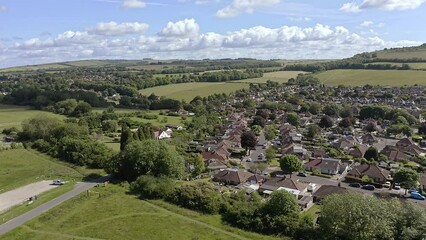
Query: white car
52,179,65,185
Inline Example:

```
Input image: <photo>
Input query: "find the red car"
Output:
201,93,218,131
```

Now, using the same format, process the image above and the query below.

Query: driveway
0,181,58,214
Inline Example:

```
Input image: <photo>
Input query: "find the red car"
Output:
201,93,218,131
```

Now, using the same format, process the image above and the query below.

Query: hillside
372,44,426,60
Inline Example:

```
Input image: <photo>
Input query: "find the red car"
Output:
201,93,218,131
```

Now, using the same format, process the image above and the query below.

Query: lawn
0,105,65,129
1,185,280,240
314,69,426,86
0,149,93,193
236,71,306,84
139,82,250,101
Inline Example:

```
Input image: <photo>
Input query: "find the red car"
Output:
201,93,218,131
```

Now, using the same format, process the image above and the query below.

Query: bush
130,175,176,199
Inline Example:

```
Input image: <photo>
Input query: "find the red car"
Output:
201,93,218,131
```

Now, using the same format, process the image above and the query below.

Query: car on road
297,172,308,177
361,184,375,191
408,188,418,193
246,157,252,162
410,191,426,200
349,183,362,188
52,179,65,185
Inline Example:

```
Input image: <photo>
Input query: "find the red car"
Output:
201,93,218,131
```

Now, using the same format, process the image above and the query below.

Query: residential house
382,149,410,162
304,158,345,175
349,145,368,158
204,159,228,171
313,185,348,203
282,144,309,159
333,138,354,150
259,177,308,197
361,133,378,145
347,164,391,184
213,169,263,186
396,138,415,149
153,130,171,140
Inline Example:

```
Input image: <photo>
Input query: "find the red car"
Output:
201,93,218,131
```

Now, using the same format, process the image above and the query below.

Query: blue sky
0,0,425,68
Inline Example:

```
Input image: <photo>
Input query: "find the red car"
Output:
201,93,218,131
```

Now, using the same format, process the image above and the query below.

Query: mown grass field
140,82,250,101
1,185,280,240
236,71,305,84
0,105,65,129
314,69,426,86
0,149,87,193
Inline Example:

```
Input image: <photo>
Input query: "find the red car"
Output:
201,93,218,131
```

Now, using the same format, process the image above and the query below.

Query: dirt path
0,180,58,214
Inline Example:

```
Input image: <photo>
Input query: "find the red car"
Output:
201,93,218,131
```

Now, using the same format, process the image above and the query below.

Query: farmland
235,71,305,84
366,62,426,70
0,105,64,129
0,149,85,193
140,82,250,101
314,69,426,86
0,185,279,240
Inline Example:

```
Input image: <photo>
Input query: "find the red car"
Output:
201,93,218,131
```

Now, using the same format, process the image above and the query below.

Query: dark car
349,182,361,188
297,172,308,177
361,184,375,191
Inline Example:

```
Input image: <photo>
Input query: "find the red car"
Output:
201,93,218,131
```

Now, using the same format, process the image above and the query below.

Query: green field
1,185,279,240
140,82,250,101
236,71,305,84
0,149,86,193
375,48,426,60
0,105,65,129
315,69,426,86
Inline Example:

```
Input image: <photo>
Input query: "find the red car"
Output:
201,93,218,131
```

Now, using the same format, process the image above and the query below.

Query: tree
287,112,300,127
364,147,379,161
364,122,378,132
250,162,268,174
111,140,185,181
72,101,92,117
323,103,341,117
320,192,398,240
419,123,426,135
252,116,266,128
264,126,276,141
265,147,277,162
339,117,353,129
308,102,321,115
262,190,300,235
120,124,133,151
319,115,333,129
394,168,420,194
102,120,118,133
306,124,319,139
241,131,257,154
186,153,205,177
279,154,302,178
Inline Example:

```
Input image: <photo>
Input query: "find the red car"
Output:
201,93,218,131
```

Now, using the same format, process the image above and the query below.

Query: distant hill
356,43,426,61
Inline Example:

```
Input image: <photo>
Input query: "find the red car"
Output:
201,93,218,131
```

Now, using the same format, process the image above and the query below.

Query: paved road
242,131,267,170
0,176,109,237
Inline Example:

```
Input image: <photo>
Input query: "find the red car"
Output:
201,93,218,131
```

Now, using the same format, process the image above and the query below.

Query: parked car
246,157,252,162
408,188,418,193
349,183,362,188
410,191,426,200
361,184,375,191
393,183,401,190
297,172,308,177
383,181,391,188
52,179,65,185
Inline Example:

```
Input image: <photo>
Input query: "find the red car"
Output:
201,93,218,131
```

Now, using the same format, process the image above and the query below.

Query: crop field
236,71,305,84
140,82,249,101
314,69,426,86
0,105,65,129
0,149,85,193
0,185,279,240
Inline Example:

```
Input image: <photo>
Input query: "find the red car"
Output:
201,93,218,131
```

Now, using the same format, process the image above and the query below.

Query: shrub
130,175,176,199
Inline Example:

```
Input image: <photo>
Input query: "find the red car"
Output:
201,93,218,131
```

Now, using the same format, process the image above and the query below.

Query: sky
0,0,425,68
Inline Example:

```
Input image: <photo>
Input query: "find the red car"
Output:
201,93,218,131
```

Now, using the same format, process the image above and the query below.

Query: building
312,185,348,203
347,164,391,184
304,158,345,175
259,177,308,197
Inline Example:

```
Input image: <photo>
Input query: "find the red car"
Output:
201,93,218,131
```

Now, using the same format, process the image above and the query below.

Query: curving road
0,176,109,237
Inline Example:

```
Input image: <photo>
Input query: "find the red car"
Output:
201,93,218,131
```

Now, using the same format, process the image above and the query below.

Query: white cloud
360,21,373,27
160,18,200,37
216,0,280,18
0,5,7,12
288,17,311,22
122,0,146,8
341,0,426,12
88,22,149,36
1,19,422,68
340,2,361,12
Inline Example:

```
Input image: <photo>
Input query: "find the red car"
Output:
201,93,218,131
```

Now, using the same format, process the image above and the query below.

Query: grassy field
375,48,426,60
314,69,426,86
0,105,65,129
1,185,280,240
140,82,250,101
0,149,96,193
235,71,305,84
